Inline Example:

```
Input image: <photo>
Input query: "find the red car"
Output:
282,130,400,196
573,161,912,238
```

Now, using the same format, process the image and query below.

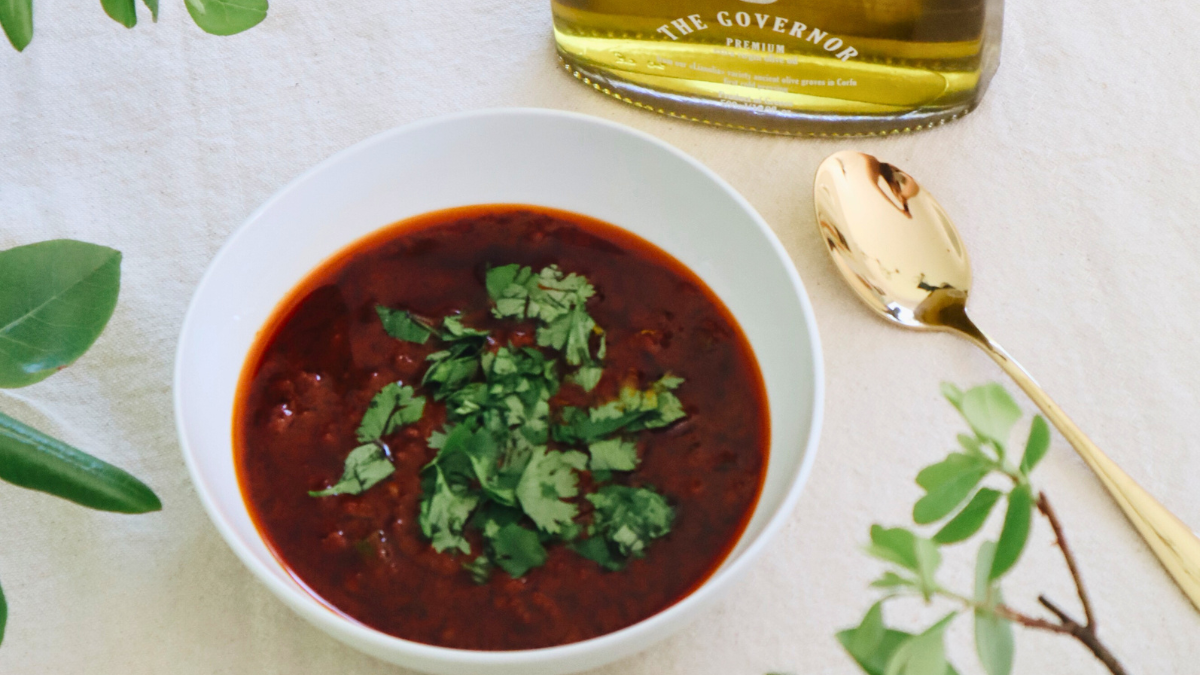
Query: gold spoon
813,150,1200,610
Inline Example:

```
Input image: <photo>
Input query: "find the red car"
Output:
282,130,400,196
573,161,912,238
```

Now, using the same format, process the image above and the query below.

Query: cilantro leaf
356,383,426,442
418,466,480,554
309,444,395,497
516,446,587,534
587,437,639,471
441,314,490,341
423,345,481,396
569,364,604,392
376,306,434,344
569,535,626,571
587,485,674,558
538,306,595,366
486,264,601,366
469,503,550,578
463,555,494,584
486,522,548,578
554,375,687,443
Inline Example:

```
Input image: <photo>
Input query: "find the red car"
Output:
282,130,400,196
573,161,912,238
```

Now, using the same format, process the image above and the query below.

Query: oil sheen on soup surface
235,206,769,650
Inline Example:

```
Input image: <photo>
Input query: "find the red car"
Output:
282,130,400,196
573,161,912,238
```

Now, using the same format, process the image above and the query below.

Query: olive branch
833,383,1126,675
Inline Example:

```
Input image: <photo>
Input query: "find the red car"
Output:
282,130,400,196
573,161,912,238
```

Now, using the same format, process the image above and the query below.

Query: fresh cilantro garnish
587,437,639,471
424,344,483,396
569,535,626,571
356,383,426,442
516,446,588,534
486,522,548,578
376,306,435,344
587,485,675,558
418,466,479,554
312,384,426,498
486,264,606,387
463,555,494,584
441,315,490,341
568,364,604,392
554,374,687,444
308,444,396,497
313,263,686,581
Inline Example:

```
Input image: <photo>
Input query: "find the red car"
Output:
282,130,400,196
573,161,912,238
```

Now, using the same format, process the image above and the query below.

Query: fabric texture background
2,0,1198,673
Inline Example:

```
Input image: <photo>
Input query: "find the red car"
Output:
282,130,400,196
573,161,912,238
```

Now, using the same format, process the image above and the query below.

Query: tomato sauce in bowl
234,205,769,650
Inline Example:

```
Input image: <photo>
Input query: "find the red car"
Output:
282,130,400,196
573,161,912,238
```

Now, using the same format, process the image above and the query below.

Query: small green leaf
462,555,493,584
376,306,433,344
440,315,489,341
933,488,1003,544
486,522,547,578
975,541,998,603
913,455,988,524
866,526,919,571
883,613,957,675
915,453,985,492
516,446,587,533
185,0,267,36
143,0,158,20
0,410,160,513
587,437,638,471
0,574,7,646
355,383,425,442
0,240,121,389
569,535,626,571
957,434,984,456
841,601,887,671
941,383,964,411
418,466,479,554
309,443,394,497
990,485,1033,580
871,571,916,590
1019,416,1050,475
101,0,137,28
959,384,1022,449
913,537,942,601
839,607,963,675
588,484,674,558
974,542,1014,675
569,364,603,392
553,375,687,444
0,0,33,51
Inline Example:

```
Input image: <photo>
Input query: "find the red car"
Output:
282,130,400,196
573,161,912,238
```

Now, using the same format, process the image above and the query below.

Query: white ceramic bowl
175,109,823,675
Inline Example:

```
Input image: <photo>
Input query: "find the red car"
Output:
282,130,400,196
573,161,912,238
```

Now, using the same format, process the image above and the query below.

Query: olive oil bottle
552,0,1003,135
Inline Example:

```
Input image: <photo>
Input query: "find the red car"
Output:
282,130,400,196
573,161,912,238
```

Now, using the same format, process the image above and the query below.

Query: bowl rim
174,107,825,666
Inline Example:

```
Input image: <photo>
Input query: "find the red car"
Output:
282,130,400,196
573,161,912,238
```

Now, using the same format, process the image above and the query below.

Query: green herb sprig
0,239,162,647
828,383,1126,675
311,264,682,581
1,0,267,53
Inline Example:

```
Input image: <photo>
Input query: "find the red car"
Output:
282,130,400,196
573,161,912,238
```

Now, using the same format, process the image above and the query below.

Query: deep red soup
235,205,769,650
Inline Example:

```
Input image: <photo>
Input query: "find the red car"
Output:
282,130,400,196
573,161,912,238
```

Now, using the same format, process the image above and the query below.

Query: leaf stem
1036,492,1095,627
1037,595,1127,675
932,491,1127,675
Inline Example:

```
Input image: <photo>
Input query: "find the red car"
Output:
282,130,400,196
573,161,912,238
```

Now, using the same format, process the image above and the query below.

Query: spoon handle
968,332,1200,611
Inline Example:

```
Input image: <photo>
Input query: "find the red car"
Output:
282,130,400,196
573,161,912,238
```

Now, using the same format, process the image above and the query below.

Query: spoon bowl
814,151,973,331
814,150,1200,612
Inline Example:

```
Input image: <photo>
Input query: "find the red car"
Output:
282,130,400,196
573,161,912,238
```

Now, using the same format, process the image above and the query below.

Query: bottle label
653,6,859,62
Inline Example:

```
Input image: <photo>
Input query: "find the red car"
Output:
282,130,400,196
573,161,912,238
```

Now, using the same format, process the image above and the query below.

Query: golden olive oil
552,0,1003,135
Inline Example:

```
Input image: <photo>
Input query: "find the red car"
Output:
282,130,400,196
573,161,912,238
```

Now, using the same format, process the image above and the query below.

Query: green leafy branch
835,383,1126,675
0,239,162,647
1,0,267,52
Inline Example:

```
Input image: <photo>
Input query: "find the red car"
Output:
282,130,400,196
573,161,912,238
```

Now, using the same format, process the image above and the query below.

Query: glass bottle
551,0,1004,135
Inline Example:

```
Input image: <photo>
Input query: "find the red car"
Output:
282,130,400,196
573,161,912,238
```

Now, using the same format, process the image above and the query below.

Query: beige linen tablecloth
2,1,1199,673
